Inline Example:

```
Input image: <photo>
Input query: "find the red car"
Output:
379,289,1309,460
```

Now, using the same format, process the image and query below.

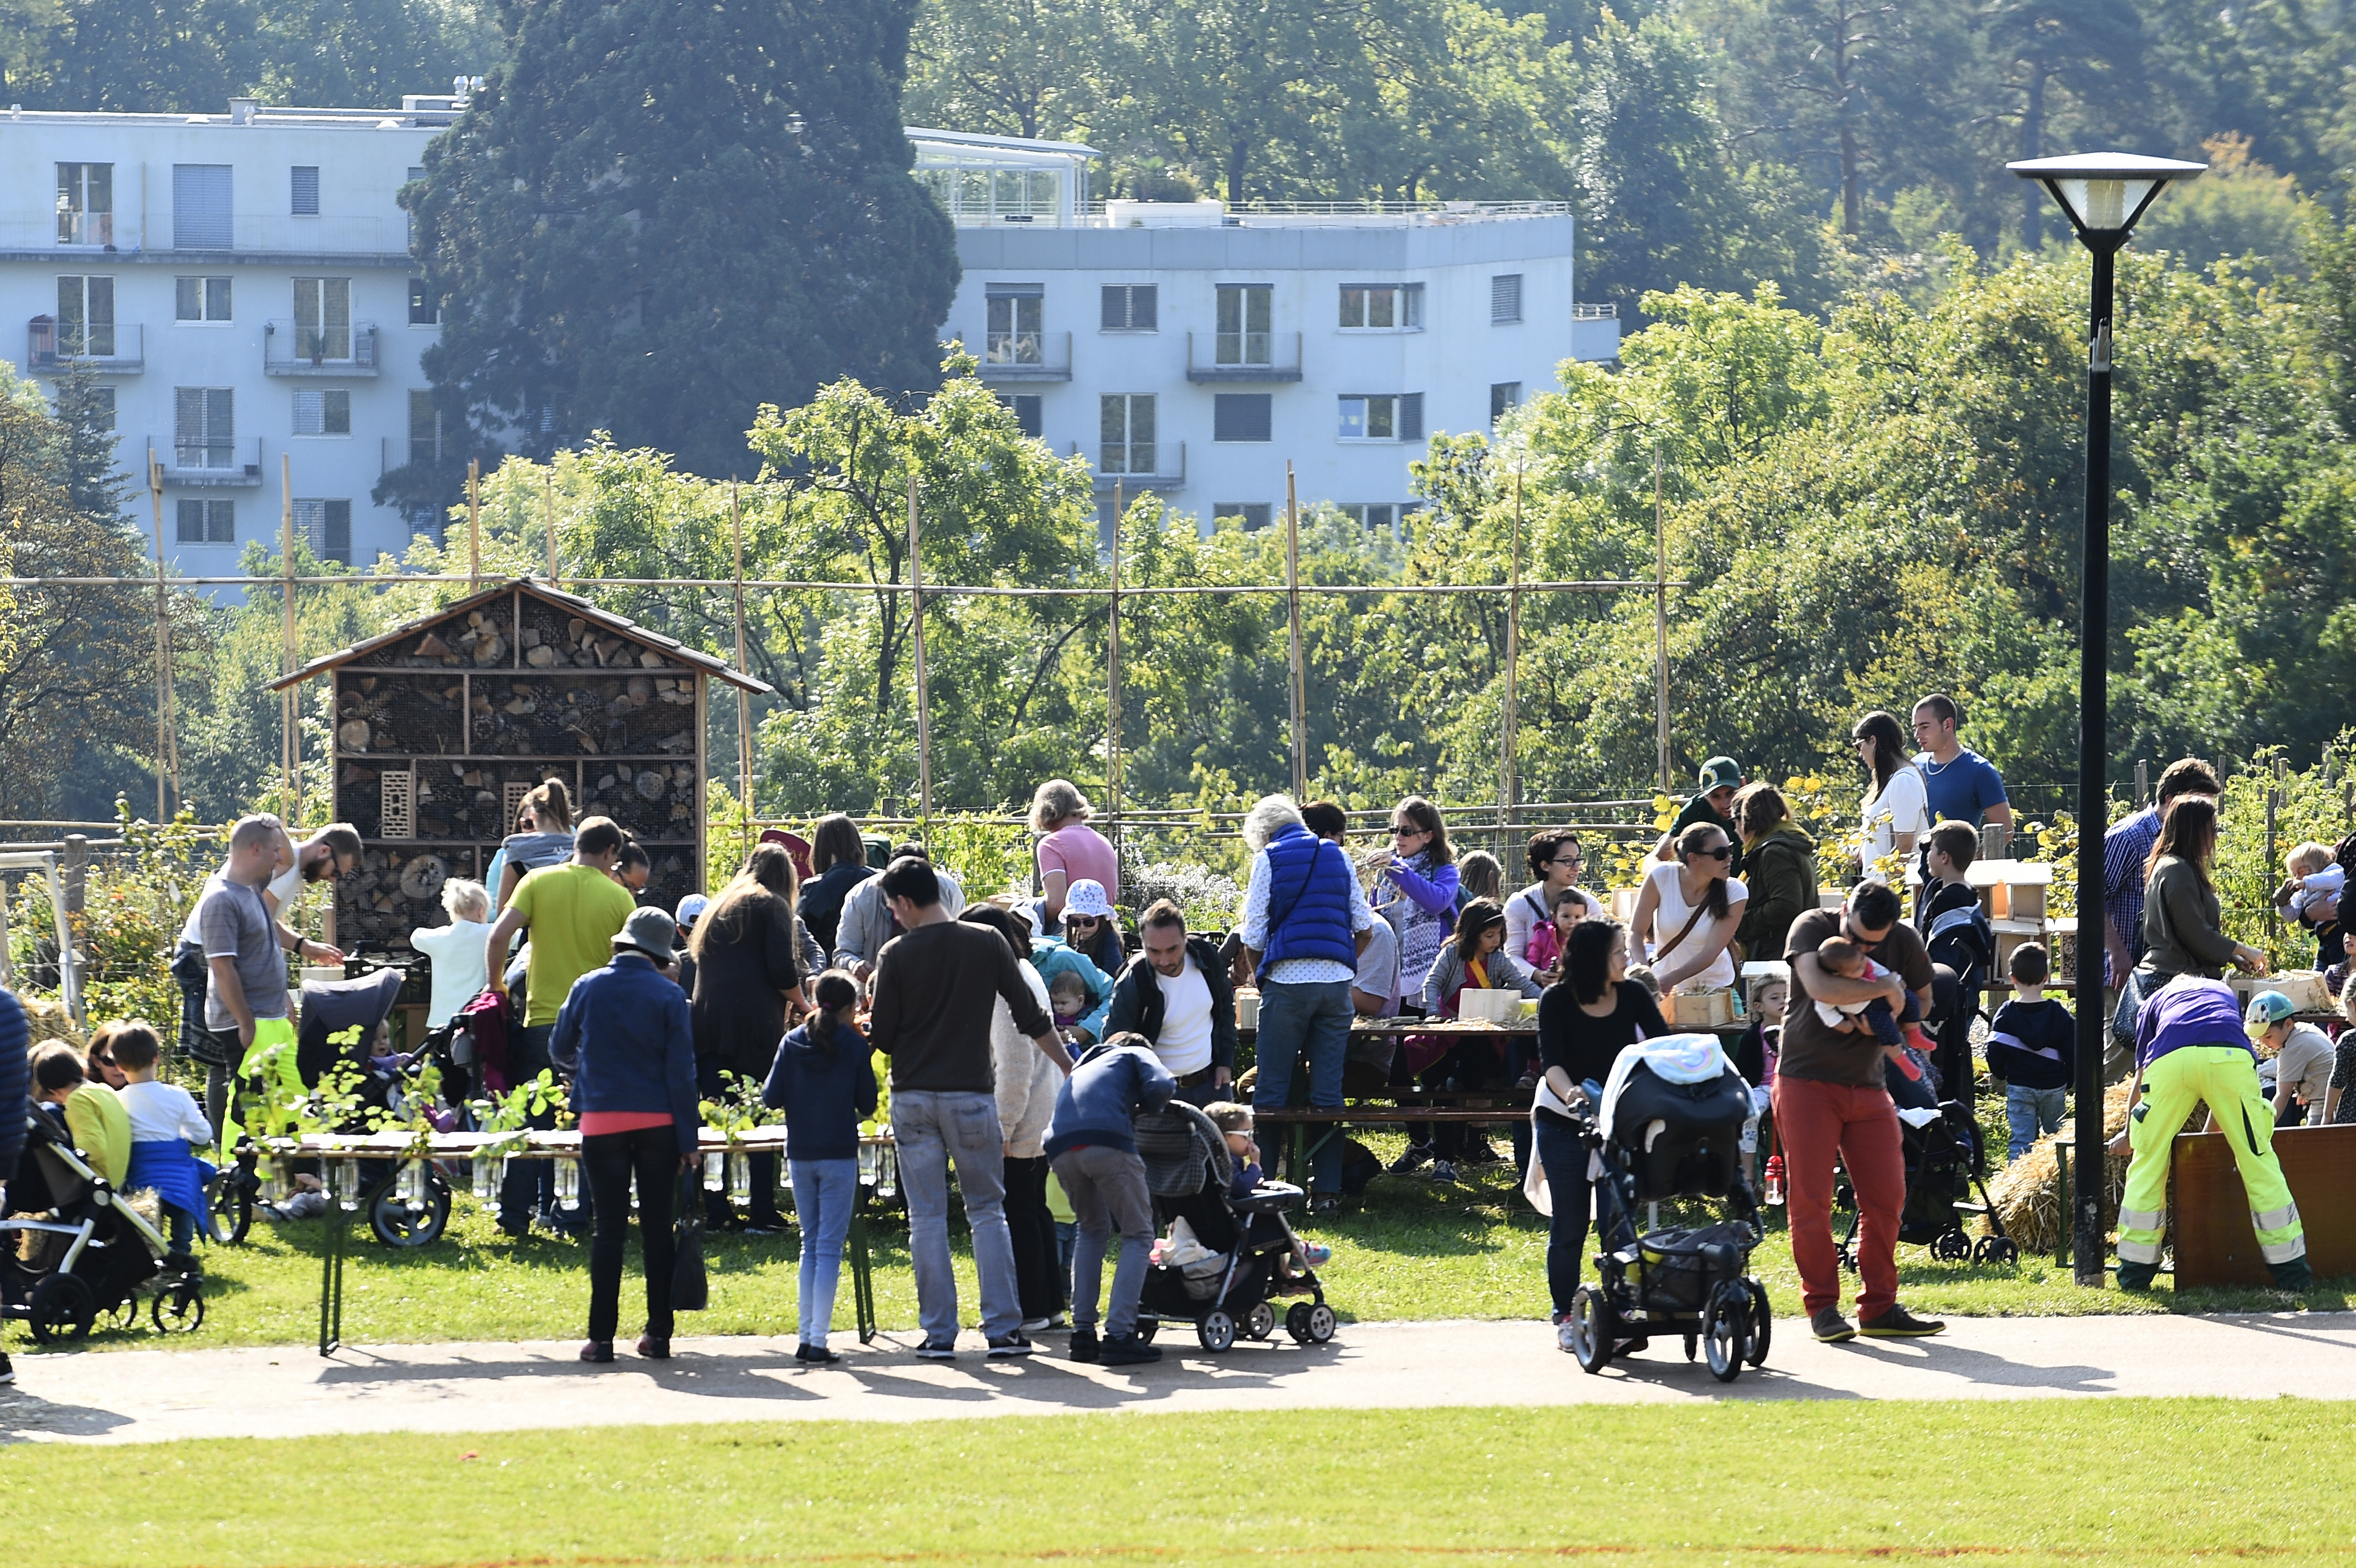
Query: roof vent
229,97,257,125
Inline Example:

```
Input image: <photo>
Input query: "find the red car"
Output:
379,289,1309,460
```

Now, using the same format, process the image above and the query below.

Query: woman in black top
797,814,875,960
1532,917,1667,1349
688,842,803,1230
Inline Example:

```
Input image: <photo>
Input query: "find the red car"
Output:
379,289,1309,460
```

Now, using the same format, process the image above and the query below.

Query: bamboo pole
1499,470,1522,839
543,468,558,581
1285,463,1306,801
908,475,932,830
1109,479,1123,847
467,458,482,587
732,483,753,851
1654,447,1670,796
281,454,299,816
146,451,177,818
4,573,1691,597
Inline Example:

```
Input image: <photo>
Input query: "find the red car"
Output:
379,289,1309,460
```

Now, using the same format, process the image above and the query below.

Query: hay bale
1987,1081,2135,1254
22,997,86,1052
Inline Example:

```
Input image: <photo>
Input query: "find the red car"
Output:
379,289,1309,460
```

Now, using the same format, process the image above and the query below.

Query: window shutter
1101,286,1124,331
1490,274,1523,324
1399,393,1424,440
174,386,203,445
291,166,320,215
172,164,233,249
1213,393,1271,443
1133,286,1157,331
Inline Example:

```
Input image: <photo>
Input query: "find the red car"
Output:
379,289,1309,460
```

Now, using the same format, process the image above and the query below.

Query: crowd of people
3,686,2349,1379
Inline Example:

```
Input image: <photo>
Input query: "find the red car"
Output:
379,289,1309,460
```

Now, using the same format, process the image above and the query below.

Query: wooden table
2168,1122,2356,1288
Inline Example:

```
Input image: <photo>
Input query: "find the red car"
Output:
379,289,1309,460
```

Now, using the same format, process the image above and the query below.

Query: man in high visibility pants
2110,974,2310,1291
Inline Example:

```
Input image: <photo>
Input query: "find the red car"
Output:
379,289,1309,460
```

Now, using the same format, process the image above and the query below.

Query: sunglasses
1067,915,1101,927
1391,825,1426,837
1692,845,1734,861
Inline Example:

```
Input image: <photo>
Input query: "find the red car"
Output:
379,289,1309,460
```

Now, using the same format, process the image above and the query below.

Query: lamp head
2008,153,2207,249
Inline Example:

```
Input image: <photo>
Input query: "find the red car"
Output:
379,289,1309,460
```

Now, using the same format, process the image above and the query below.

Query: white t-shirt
1152,961,1216,1076
177,853,305,946
119,1079,214,1145
1354,916,1402,1014
410,919,493,1028
1504,881,1600,960
1643,861,1748,993
1859,766,1931,870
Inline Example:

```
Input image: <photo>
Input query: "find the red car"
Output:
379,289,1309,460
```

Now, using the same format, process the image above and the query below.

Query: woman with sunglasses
1058,879,1127,976
1628,822,1748,994
1373,797,1459,1019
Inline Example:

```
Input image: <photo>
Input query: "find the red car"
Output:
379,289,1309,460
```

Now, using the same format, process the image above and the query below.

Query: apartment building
0,95,457,571
915,129,1622,536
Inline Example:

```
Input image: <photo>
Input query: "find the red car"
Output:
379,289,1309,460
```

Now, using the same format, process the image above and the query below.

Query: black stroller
1834,1056,2019,1269
2,1108,205,1342
1132,1100,1337,1352
1562,1037,1770,1383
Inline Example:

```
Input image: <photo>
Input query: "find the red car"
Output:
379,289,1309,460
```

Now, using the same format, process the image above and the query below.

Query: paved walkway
9,1313,2356,1444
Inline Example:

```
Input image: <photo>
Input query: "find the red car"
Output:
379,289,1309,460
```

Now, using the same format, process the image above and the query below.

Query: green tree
903,0,1104,142
401,0,960,488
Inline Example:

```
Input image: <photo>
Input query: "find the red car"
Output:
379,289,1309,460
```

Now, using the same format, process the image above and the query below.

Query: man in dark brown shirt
1777,879,1945,1344
869,855,1070,1362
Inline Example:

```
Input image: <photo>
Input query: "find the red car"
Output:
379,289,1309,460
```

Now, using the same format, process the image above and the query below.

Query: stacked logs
366,606,515,668
579,761,698,837
339,845,471,949
519,600,681,673
474,675,696,756
335,676,464,755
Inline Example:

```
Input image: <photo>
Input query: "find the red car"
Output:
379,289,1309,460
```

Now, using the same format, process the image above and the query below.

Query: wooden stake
1285,463,1306,801
146,450,177,818
1108,479,1123,850
731,483,753,850
467,458,482,587
1654,446,1670,796
908,474,932,831
542,468,557,582
1499,469,1522,839
282,453,299,816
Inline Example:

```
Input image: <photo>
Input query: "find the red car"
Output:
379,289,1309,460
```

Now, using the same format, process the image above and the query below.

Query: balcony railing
56,211,113,247
976,329,1071,382
1572,302,1619,320
26,318,143,373
382,435,443,473
1086,441,1186,491
160,437,264,487
1186,331,1302,382
264,320,380,375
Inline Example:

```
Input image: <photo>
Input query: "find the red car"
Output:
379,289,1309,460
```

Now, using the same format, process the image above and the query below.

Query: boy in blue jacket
1045,1031,1175,1367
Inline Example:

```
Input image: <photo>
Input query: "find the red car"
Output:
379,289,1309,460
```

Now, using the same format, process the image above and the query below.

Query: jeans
1053,1144,1157,1339
893,1089,1022,1344
499,1026,560,1230
2005,1084,2067,1164
1531,1111,1593,1318
1774,1075,1903,1321
1001,1154,1065,1319
788,1158,857,1348
582,1125,678,1344
1252,978,1351,1193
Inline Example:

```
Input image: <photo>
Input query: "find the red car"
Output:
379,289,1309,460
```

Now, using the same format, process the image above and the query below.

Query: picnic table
264,1126,894,1356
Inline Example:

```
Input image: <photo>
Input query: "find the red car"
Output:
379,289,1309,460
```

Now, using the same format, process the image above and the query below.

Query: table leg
849,1196,877,1344
318,1169,346,1358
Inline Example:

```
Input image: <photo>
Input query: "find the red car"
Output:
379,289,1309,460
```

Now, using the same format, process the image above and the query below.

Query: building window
55,275,114,356
176,276,233,322
1338,284,1422,331
1212,393,1271,443
174,386,235,467
56,163,112,246
408,390,442,465
1216,283,1271,367
292,278,353,360
1101,285,1157,332
916,164,1059,222
1099,394,1156,475
1338,393,1422,442
1214,503,1271,532
294,389,352,436
1490,382,1522,422
84,386,115,431
175,498,235,544
985,285,1043,366
998,392,1042,438
1490,273,1524,324
295,499,352,563
172,164,233,250
1341,503,1399,534
291,166,320,216
408,278,438,326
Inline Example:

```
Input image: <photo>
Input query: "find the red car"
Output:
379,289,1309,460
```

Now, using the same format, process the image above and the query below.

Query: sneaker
578,1340,615,1363
1100,1335,1162,1367
1809,1308,1856,1343
1041,1312,1072,1331
1857,1304,1945,1337
1018,1316,1052,1335
1430,1159,1459,1186
1297,1241,1333,1267
1386,1142,1433,1175
635,1333,671,1360
986,1334,1035,1358
1309,1194,1341,1217
795,1343,840,1364
1068,1328,1100,1364
1553,1312,1578,1355
916,1339,958,1360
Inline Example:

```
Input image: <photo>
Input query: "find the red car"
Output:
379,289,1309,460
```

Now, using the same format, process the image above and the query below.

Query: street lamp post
2010,153,2205,1289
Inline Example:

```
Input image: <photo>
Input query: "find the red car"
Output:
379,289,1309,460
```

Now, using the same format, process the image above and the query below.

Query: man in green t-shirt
482,815,637,1234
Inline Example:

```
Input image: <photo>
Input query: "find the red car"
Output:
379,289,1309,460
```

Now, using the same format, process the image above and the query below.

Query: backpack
451,987,515,1095
1922,887,1994,993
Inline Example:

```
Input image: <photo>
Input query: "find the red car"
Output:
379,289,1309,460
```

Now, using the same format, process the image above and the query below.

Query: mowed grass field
6,1117,2330,1358
0,1400,2347,1566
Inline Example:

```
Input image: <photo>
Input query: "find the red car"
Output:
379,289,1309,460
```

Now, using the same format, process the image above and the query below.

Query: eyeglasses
1547,855,1581,867
1067,915,1101,928
1692,845,1734,861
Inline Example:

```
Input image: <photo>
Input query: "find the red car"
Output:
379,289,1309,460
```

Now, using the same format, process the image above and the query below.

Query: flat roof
908,126,1099,158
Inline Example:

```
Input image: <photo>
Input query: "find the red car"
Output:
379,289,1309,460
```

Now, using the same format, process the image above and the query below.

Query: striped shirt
2103,807,2162,986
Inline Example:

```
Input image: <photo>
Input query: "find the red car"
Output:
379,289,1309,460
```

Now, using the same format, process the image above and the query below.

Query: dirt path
6,1312,2355,1444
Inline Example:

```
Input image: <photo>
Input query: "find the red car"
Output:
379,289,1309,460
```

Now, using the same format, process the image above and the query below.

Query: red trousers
1771,1075,1904,1320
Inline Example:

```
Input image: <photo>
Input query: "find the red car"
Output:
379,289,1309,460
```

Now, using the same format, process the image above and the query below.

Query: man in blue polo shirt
1912,694,2012,830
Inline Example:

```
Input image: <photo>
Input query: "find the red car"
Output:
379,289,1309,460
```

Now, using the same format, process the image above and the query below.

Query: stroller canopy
1597,1034,1740,1146
296,969,406,1087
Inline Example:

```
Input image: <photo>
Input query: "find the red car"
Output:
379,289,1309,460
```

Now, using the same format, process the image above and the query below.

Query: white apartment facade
916,129,1622,536
0,96,458,571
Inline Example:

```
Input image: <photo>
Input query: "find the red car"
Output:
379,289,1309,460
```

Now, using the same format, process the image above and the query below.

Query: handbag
670,1173,709,1312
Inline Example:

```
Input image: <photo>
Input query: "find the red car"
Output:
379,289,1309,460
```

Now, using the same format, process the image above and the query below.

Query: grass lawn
5,1120,2326,1360
0,1400,2346,1566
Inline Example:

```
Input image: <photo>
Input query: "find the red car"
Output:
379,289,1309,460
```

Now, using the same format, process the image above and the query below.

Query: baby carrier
1563,1035,1770,1382
2,1108,205,1342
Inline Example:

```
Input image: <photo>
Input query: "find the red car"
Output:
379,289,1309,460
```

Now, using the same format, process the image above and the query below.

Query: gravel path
7,1312,2356,1444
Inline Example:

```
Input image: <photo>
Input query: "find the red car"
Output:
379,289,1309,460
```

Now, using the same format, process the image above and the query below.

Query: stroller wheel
209,1173,254,1246
1243,1301,1276,1341
369,1172,451,1249
27,1271,97,1345
1567,1285,1615,1374
1197,1310,1237,1353
1975,1236,2020,1267
1703,1282,1749,1384
1302,1303,1337,1344
1745,1279,1772,1368
1682,1332,1697,1361
1930,1228,1972,1262
151,1281,206,1335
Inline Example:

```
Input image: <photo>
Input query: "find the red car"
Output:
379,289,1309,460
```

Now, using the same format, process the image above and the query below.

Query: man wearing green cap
1658,758,1746,877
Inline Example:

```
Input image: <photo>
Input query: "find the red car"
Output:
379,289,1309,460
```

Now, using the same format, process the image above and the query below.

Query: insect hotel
269,577,772,956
